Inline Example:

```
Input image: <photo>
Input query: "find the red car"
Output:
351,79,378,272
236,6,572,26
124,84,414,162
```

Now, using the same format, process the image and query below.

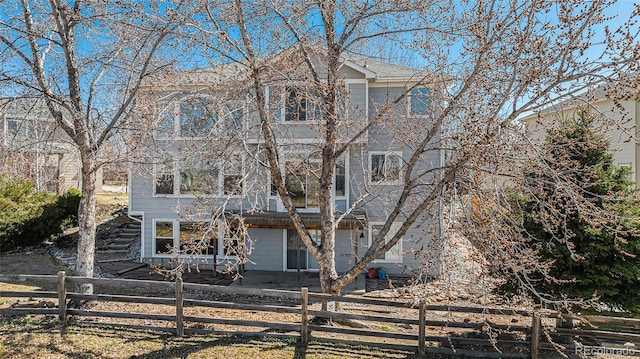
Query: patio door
286,229,319,271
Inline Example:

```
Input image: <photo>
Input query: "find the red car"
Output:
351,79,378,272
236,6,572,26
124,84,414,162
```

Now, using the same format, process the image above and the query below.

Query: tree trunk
317,242,340,295
75,152,97,294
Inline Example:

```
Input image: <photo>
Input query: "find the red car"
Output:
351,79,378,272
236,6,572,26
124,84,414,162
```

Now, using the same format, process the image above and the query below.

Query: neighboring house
129,51,443,276
0,98,85,194
521,89,640,186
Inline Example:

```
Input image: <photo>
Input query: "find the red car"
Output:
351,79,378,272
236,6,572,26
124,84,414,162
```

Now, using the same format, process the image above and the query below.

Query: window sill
371,259,402,264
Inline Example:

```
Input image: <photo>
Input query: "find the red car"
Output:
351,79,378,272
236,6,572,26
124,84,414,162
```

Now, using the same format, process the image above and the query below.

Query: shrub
0,176,81,252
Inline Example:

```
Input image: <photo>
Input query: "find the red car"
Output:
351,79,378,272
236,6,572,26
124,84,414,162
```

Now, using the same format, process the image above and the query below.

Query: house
521,88,640,186
128,50,444,277
0,98,86,194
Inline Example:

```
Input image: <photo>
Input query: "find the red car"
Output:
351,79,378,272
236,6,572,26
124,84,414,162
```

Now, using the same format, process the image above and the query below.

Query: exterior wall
1,100,82,194
58,144,82,192
130,60,442,277
524,98,640,187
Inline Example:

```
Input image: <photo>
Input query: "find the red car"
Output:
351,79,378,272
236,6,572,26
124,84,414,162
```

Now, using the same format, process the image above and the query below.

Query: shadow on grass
2,317,553,358
1,317,428,358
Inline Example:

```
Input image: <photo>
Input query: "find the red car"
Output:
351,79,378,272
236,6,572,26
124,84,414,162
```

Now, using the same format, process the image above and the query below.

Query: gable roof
343,55,426,82
142,45,435,90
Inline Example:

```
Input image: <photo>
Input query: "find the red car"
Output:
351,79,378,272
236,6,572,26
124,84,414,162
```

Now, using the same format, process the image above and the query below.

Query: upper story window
369,151,403,185
271,153,347,210
268,86,337,123
180,158,219,195
285,158,321,209
154,154,244,197
284,87,322,122
409,88,430,116
156,96,243,139
179,98,217,137
3,119,35,144
223,154,244,196
155,160,175,195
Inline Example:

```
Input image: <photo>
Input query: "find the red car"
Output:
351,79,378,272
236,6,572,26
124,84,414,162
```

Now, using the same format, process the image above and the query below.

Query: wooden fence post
530,305,541,359
175,273,184,336
418,303,426,355
301,287,309,343
57,271,67,323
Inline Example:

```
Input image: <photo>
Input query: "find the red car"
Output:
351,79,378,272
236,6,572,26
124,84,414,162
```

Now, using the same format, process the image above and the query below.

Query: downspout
126,168,144,262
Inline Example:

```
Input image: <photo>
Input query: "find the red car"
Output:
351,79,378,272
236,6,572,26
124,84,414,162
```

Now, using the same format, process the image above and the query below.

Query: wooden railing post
57,271,67,323
301,287,309,343
418,303,426,355
530,305,541,359
175,273,184,336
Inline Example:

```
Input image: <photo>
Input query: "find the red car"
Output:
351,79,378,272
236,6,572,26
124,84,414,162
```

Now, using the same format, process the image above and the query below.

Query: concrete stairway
96,217,141,262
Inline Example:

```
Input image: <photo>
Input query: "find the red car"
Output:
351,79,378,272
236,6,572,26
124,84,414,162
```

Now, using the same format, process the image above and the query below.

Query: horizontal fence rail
2,272,640,358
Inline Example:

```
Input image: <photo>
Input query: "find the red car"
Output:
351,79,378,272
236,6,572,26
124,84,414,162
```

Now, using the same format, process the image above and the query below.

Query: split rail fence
2,272,640,358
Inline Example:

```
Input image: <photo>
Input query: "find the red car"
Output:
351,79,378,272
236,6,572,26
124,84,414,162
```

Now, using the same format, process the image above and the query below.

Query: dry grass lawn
0,317,421,359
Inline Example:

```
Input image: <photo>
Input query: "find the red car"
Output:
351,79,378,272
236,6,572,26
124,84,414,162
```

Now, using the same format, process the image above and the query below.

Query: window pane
180,98,217,137
307,161,321,208
156,110,174,138
224,227,243,256
223,104,242,135
386,154,402,181
223,155,243,195
410,88,430,115
335,157,345,197
180,161,218,195
155,222,173,254
155,174,174,195
224,175,243,195
286,229,307,270
156,222,173,237
285,87,306,122
6,119,23,138
179,222,214,255
155,162,174,195
371,154,385,182
286,161,306,208
307,95,323,121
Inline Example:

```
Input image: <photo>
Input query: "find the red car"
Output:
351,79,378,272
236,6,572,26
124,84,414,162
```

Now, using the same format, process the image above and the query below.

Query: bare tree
0,1,191,292
189,0,638,297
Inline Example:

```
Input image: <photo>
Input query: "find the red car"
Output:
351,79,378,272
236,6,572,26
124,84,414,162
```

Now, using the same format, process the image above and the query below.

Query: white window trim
152,218,177,258
152,218,220,258
267,84,348,124
152,161,177,197
369,222,403,264
154,95,244,140
282,228,321,272
407,87,431,117
368,151,404,186
152,155,245,198
269,150,349,211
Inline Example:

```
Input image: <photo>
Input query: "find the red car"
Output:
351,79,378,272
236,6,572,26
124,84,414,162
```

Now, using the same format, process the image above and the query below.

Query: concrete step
116,232,140,238
110,237,136,244
96,249,128,254
123,229,140,234
107,243,131,250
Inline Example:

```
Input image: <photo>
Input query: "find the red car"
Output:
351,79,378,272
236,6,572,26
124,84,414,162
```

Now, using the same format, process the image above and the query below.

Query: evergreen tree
511,111,640,311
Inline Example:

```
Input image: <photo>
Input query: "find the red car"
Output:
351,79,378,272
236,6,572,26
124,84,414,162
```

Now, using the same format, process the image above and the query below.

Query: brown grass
0,317,421,359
